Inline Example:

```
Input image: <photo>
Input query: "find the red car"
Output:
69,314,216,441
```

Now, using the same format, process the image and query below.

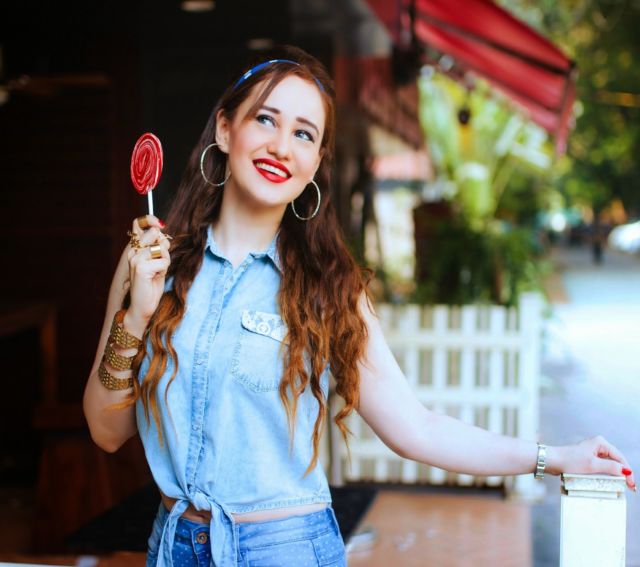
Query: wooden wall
0,1,150,549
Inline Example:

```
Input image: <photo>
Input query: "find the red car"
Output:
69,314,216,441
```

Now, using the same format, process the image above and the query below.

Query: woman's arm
83,245,138,453
83,216,170,453
355,295,636,489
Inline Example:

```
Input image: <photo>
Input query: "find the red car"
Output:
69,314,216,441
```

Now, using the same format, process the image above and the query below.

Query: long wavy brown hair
122,45,371,474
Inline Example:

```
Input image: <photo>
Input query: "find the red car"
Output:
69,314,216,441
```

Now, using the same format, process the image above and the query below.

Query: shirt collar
205,225,283,274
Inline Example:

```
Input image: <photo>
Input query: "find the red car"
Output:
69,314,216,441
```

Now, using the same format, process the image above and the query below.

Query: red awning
366,0,576,154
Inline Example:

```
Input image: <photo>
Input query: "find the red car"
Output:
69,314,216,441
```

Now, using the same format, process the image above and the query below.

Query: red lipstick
253,159,291,184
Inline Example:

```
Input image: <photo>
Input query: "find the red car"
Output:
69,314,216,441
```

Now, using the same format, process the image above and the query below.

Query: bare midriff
160,490,328,524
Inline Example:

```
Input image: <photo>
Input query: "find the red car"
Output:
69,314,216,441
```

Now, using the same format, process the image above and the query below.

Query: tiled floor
348,489,531,567
1,484,529,567
0,482,146,565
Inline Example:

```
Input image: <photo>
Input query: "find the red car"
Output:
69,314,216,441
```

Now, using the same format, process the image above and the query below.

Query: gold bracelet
104,342,135,371
98,360,134,390
110,310,143,350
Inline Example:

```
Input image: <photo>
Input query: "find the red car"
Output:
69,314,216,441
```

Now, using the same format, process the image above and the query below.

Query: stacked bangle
98,310,142,391
110,310,143,349
98,361,134,390
104,343,135,371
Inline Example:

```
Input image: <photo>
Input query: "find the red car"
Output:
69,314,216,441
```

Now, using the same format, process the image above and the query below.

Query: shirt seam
225,493,332,514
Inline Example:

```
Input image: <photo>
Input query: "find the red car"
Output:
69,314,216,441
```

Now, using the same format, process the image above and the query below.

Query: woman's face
216,74,326,214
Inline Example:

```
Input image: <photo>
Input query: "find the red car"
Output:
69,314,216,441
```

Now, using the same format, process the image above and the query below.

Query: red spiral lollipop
131,133,163,195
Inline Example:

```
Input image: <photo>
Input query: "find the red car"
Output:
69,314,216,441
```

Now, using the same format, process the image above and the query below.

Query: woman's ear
215,109,230,154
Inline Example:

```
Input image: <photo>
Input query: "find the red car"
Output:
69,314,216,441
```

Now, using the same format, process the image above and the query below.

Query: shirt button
196,532,208,544
192,423,198,432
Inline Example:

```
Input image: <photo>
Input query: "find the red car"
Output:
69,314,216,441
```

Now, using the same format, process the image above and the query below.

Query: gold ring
149,245,163,259
127,230,142,250
137,216,150,230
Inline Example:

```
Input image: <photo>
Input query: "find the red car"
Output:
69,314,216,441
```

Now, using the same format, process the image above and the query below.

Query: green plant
412,215,548,306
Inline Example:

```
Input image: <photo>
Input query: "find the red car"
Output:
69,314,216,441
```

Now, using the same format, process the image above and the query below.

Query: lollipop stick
147,191,154,216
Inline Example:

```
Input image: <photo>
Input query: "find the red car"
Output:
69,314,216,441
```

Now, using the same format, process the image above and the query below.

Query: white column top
562,474,627,499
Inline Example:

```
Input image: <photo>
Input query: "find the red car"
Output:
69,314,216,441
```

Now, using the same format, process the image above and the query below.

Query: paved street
534,244,640,566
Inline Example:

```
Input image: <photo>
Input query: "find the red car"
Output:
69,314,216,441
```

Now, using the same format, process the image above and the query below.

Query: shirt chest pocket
231,310,288,392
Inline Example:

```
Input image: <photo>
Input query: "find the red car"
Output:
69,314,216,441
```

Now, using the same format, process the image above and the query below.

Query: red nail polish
622,467,632,476
159,220,166,228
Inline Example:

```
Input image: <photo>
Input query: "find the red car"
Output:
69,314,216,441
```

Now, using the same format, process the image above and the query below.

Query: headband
232,58,325,93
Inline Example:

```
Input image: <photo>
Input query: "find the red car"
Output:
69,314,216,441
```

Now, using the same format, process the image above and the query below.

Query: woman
83,46,635,567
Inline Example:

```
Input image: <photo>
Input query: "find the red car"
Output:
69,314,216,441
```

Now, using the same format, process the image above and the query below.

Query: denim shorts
146,503,347,567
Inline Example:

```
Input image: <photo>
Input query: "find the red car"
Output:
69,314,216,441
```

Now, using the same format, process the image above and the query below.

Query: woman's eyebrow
261,105,319,136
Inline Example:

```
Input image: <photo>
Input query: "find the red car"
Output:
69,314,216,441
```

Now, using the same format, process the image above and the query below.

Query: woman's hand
548,436,636,491
125,215,171,334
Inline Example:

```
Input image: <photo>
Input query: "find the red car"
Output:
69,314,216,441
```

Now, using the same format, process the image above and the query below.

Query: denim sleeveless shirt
136,227,332,567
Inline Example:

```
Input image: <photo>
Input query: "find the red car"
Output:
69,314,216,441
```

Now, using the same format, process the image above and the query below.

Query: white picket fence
328,292,544,500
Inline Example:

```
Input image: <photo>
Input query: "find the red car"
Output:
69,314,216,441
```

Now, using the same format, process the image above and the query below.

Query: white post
560,474,627,567
511,292,544,500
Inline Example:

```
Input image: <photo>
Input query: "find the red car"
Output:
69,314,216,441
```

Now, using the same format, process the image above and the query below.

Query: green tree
501,0,640,217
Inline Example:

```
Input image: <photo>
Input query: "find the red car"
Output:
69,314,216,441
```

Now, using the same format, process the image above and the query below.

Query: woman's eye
257,114,275,127
296,130,314,142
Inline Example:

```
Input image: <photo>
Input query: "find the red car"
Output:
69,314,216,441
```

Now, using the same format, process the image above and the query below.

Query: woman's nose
267,130,291,160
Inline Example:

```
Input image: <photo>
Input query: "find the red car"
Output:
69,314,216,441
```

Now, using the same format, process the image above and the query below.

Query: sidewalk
348,489,531,567
534,244,640,566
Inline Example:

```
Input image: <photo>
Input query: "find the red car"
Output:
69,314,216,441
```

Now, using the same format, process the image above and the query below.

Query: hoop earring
290,179,321,221
200,143,231,187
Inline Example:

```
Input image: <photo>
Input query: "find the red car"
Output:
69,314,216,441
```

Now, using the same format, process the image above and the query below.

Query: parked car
608,220,640,254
